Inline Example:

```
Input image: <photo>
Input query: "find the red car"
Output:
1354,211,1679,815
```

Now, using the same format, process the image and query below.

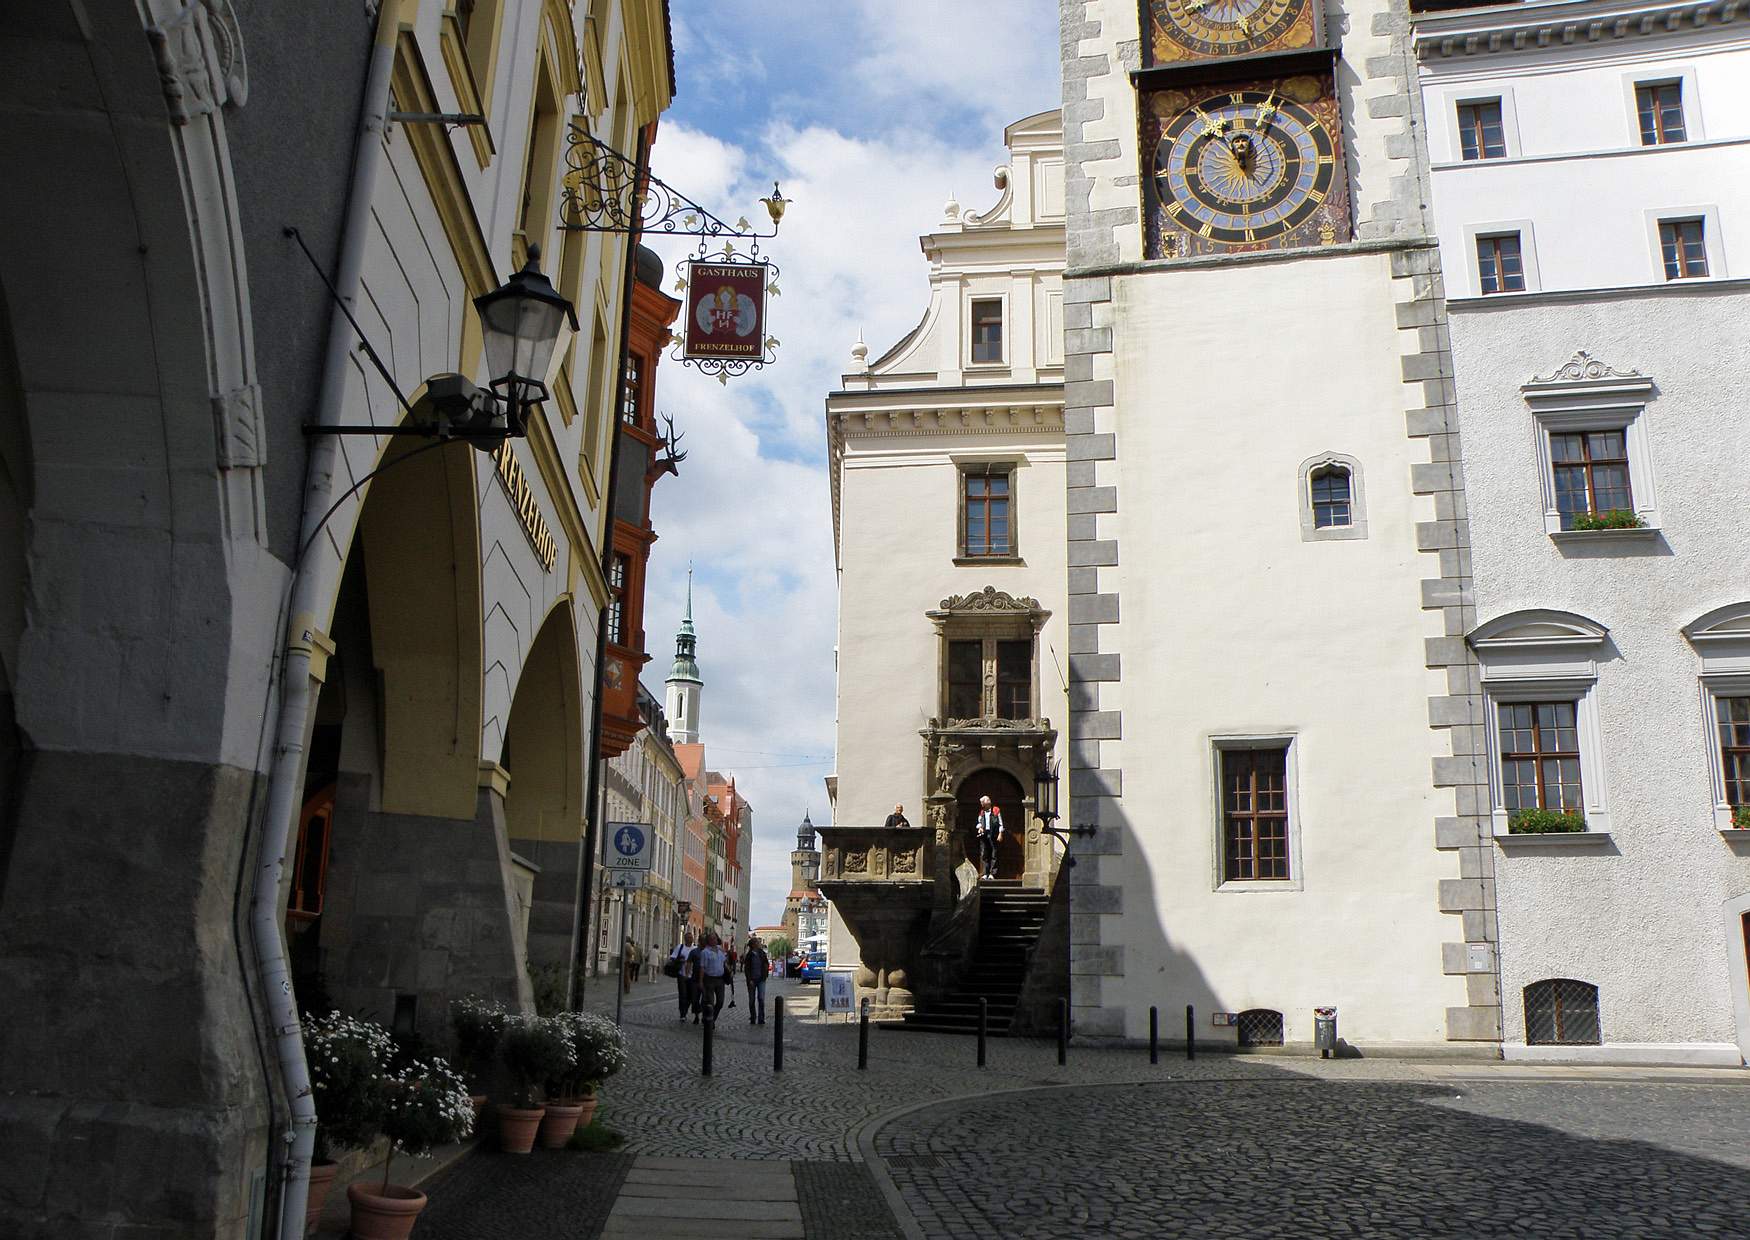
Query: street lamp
472,244,578,438
1035,758,1094,861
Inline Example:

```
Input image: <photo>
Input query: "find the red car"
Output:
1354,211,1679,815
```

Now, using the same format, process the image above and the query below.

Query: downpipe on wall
251,5,402,1236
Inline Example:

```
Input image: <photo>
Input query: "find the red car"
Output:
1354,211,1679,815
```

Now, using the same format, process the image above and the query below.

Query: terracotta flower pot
496,1103,545,1154
572,1094,599,1129
538,1101,584,1148
470,1093,488,1125
304,1161,339,1236
345,1181,427,1240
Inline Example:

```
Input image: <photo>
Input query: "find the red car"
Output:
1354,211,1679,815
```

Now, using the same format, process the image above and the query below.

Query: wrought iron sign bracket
558,126,788,256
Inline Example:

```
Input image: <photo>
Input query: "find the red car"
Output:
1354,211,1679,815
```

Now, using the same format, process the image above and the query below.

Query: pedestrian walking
883,803,910,829
744,935,770,1026
974,795,1004,879
688,938,707,1022
622,940,640,995
668,937,694,1020
697,933,727,1022
725,943,738,1009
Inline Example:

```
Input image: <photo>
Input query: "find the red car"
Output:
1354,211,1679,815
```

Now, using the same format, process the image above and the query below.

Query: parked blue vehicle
800,951,826,982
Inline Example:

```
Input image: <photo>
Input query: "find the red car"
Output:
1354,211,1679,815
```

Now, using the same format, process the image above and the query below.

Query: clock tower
1054,0,1496,1051
663,570,702,746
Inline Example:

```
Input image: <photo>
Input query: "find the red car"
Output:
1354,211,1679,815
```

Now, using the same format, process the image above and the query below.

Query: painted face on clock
1149,0,1310,60
1152,88,1339,251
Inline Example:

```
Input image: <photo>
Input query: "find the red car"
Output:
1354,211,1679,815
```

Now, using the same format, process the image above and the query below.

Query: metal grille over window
1222,747,1289,881
1457,99,1506,160
1236,1008,1285,1047
1498,701,1583,814
1476,232,1524,293
1635,81,1686,146
1524,979,1601,1046
1550,430,1632,527
1310,465,1351,529
1719,696,1750,808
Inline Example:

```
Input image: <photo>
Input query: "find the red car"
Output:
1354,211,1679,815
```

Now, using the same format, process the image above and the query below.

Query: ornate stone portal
818,587,1062,1016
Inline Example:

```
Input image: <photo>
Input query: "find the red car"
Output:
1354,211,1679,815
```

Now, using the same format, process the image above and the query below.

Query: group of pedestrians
666,932,773,1026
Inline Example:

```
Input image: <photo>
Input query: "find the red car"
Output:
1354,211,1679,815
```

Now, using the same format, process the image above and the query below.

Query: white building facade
825,112,1070,1005
1057,0,1489,1049
1416,0,1750,1065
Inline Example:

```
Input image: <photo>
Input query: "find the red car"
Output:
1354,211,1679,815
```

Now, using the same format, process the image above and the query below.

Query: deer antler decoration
654,412,688,478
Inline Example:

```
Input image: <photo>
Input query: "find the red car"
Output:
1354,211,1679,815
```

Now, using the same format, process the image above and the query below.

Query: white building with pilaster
1415,0,1750,1064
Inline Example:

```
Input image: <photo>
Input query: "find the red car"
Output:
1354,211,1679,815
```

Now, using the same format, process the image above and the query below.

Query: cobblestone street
401,978,1750,1239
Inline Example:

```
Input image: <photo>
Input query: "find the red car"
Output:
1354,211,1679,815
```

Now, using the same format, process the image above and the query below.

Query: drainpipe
253,5,400,1236
572,124,651,1008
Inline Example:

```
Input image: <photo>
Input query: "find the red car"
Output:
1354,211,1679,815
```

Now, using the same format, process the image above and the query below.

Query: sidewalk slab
612,1196,801,1220
633,1155,795,1171
618,1180,798,1201
602,1220,804,1239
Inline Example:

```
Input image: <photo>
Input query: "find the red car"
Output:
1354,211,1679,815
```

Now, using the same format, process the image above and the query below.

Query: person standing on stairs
975,795,1004,880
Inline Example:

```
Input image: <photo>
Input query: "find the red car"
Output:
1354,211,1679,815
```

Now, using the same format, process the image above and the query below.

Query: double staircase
896,880,1049,1036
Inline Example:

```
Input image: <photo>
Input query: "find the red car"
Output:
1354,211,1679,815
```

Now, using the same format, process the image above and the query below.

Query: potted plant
1570,508,1645,531
303,1011,393,1235
345,1056,473,1240
1508,808,1586,834
1732,804,1749,829
566,1012,629,1130
449,996,504,1121
496,1013,573,1153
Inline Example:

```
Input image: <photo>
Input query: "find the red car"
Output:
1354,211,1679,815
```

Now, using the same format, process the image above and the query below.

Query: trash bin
1314,1006,1338,1058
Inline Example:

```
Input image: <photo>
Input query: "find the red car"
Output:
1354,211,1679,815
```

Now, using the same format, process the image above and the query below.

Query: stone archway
956,768,1026,880
501,601,584,984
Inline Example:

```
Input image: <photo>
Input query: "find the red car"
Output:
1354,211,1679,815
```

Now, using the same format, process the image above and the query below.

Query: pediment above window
1684,601,1750,678
1522,352,1654,419
1470,609,1609,684
934,586,1046,617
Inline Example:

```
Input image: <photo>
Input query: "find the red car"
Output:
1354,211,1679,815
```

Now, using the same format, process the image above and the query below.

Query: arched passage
956,767,1026,881
501,599,584,983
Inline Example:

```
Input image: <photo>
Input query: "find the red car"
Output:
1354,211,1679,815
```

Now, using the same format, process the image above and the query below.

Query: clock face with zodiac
1146,0,1319,63
1145,77,1350,258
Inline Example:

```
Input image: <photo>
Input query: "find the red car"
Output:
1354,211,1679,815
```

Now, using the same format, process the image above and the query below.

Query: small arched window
1310,464,1353,529
1523,978,1600,1045
1297,452,1367,541
1236,1008,1284,1047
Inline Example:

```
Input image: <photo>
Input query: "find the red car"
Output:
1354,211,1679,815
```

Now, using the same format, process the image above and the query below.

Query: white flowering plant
375,1056,474,1190
556,1012,629,1097
499,1013,575,1108
448,995,506,1085
303,1011,394,1162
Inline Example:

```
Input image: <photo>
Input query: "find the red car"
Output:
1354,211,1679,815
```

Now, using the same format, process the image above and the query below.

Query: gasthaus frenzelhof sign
681,261,768,361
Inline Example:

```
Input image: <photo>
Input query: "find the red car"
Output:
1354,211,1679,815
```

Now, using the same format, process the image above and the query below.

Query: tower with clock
1137,0,1351,259
1055,0,1495,1057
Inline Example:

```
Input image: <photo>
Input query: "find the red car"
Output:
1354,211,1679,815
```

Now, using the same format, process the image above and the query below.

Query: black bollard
1149,1005,1159,1065
703,1007,714,1077
774,996,784,1072
1185,1003,1195,1061
1057,997,1069,1066
977,997,988,1068
858,998,870,1070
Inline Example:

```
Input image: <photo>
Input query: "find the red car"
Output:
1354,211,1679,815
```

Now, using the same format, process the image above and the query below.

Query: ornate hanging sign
676,253,779,382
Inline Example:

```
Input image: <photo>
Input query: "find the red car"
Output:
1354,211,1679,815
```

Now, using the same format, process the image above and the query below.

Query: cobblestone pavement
405,978,1749,1238
875,1079,1750,1239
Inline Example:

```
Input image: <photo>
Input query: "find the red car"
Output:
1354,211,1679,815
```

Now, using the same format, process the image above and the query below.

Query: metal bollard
702,1007,714,1077
977,997,988,1068
773,996,784,1072
1057,997,1069,1066
858,998,870,1070
1185,1003,1195,1061
1149,1005,1159,1065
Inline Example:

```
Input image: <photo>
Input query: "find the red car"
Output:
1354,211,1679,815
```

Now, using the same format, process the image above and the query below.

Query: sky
638,2,1062,930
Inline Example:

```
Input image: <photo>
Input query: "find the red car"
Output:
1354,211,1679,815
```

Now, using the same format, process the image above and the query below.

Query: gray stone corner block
1064,379,1115,408
1069,593,1120,625
1072,709,1122,741
1068,566,1100,597
1070,766,1123,799
1066,486,1118,516
1067,433,1117,462
1438,878,1488,913
1425,635,1469,668
1063,276,1112,305
1444,1004,1503,1042
1068,539,1120,568
1070,944,1125,977
1067,882,1123,914
1072,1006,1127,1038
1068,652,1121,682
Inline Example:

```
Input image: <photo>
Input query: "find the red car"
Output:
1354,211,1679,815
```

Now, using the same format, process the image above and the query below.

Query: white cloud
638,3,1060,929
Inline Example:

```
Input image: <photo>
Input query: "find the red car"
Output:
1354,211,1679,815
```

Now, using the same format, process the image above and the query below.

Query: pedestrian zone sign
609,869,645,890
607,821,652,871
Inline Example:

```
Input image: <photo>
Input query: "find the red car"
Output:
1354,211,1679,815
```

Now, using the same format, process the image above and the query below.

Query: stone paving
405,977,1750,1239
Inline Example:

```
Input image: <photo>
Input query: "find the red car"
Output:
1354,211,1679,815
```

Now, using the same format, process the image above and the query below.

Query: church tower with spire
664,569,703,745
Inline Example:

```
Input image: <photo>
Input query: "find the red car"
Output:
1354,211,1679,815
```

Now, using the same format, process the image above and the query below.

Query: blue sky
639,2,1061,929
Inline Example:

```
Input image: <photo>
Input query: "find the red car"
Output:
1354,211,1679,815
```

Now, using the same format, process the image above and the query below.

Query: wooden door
956,768,1025,880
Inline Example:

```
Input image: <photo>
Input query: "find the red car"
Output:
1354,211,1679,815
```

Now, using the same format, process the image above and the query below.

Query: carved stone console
815,826,933,1017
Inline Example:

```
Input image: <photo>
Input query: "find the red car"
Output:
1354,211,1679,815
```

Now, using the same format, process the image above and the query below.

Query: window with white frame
1682,602,1750,831
1213,737,1300,887
970,298,1004,364
1520,352,1659,537
1457,98,1506,160
1468,610,1613,839
1476,232,1525,294
1297,452,1367,542
1658,217,1709,280
1635,80,1686,146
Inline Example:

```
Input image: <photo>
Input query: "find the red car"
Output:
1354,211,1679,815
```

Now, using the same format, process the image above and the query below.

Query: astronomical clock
1136,0,1351,259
